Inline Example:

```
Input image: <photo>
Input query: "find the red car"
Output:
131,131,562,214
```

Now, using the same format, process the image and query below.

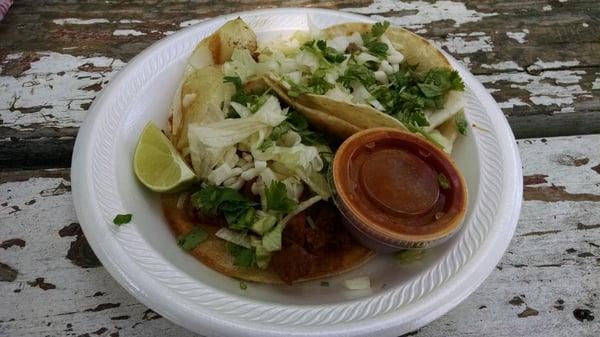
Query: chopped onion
343,276,371,290
215,227,251,248
374,70,388,84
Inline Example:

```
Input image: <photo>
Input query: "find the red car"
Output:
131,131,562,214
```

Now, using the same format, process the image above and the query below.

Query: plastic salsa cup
332,127,468,252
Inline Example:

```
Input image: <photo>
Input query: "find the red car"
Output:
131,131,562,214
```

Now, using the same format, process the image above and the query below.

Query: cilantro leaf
316,40,346,63
228,242,256,267
113,214,132,225
361,21,391,58
338,61,377,88
265,181,297,213
286,69,334,97
191,186,257,230
438,173,450,190
177,227,208,251
454,109,468,136
405,123,444,149
224,75,259,109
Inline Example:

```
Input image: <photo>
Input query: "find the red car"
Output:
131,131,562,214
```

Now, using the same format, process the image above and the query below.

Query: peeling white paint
481,61,521,71
0,52,125,130
506,29,529,44
498,98,529,109
342,0,497,29
113,29,146,36
582,23,589,28
119,19,143,24
477,66,588,107
592,78,600,90
527,59,580,72
53,18,110,25
436,32,493,54
163,31,176,36
179,18,211,28
543,5,552,11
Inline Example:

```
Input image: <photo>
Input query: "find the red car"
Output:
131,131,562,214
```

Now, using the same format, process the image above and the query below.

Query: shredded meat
271,243,315,285
273,201,357,283
283,212,306,247
345,42,361,54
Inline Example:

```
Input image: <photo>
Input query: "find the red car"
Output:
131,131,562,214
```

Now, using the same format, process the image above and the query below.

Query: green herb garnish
224,75,259,107
437,173,450,190
191,185,257,230
113,214,132,225
316,40,346,63
228,242,256,267
265,181,297,213
454,109,468,136
361,21,390,58
177,227,208,251
338,61,377,89
239,281,248,290
394,249,425,263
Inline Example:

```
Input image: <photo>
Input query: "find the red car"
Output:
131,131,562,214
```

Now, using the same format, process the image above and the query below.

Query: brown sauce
335,129,465,237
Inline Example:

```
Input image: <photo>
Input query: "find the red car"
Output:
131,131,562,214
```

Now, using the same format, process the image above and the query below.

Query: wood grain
1,135,598,336
1,0,599,169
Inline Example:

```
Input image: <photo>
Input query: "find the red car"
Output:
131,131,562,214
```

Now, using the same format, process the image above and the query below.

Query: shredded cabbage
215,227,252,248
223,49,259,82
250,211,278,235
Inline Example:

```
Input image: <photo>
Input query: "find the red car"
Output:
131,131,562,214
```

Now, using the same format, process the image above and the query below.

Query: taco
253,21,467,153
162,18,373,285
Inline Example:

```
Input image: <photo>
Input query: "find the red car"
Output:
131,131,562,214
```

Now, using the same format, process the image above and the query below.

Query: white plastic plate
72,8,522,337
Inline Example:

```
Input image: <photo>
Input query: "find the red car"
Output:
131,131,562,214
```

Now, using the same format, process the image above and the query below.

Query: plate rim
72,7,522,337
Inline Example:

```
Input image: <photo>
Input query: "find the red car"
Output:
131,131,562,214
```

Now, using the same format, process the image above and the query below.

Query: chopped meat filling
272,201,356,284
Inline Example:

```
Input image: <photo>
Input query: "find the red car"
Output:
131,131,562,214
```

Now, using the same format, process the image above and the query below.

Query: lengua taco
164,18,373,285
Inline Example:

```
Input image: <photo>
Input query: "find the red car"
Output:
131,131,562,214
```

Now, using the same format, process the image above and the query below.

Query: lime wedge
134,122,196,192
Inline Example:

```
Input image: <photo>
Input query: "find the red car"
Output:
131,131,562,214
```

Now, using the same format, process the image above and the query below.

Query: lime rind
134,122,197,192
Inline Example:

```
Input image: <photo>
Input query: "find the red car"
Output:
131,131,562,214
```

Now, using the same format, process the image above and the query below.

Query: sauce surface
335,129,465,237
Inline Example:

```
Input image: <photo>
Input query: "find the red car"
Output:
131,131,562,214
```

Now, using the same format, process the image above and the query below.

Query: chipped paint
436,32,493,54
53,18,110,25
119,19,143,24
0,52,124,130
527,59,580,72
582,22,589,28
498,98,529,109
543,5,552,11
592,78,600,90
481,61,521,71
476,62,588,108
506,29,529,44
113,29,146,36
343,0,497,29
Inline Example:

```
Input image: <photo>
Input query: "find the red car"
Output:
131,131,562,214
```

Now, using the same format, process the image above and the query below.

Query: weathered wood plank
1,135,598,336
1,0,599,169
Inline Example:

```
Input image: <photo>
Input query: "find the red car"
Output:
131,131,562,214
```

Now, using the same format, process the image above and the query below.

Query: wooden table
1,1,598,336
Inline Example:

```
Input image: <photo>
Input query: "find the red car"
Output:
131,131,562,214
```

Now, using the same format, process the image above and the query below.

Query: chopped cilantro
394,249,425,263
454,109,468,135
405,123,444,149
224,75,259,107
191,185,257,230
316,40,346,63
177,227,208,251
113,214,132,225
362,21,390,58
239,281,248,290
338,61,377,88
265,181,297,213
438,173,450,190
228,242,256,267
287,69,334,97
